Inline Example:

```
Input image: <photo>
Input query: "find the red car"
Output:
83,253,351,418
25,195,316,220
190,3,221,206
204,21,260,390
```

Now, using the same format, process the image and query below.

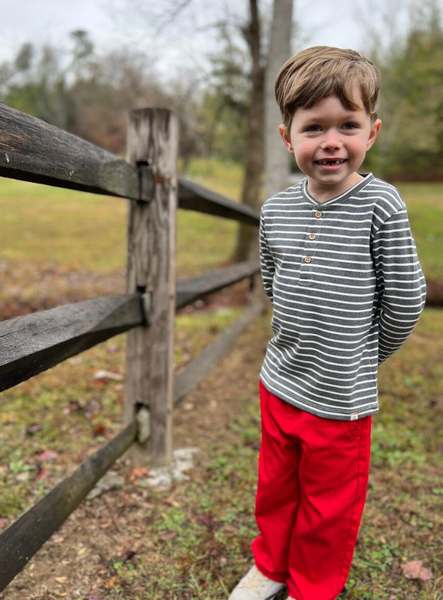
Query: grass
396,183,443,280
0,159,442,599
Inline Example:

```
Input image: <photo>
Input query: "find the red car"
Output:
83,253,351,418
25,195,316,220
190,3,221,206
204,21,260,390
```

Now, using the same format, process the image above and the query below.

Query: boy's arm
373,209,427,365
259,211,275,304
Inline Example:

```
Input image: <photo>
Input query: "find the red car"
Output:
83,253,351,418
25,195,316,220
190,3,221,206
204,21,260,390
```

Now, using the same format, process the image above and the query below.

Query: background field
0,163,442,599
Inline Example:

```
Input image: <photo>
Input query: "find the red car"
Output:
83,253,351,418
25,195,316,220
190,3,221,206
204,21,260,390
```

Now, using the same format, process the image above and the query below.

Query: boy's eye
343,122,358,130
305,124,322,132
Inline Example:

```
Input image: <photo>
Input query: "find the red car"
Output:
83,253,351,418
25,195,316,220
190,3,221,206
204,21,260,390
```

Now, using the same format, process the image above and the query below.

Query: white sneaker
229,565,285,600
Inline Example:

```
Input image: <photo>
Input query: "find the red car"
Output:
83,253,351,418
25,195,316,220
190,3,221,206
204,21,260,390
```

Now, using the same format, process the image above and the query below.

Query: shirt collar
301,173,375,207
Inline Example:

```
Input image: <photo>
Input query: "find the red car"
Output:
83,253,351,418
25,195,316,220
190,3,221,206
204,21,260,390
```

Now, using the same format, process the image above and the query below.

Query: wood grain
0,103,145,200
0,295,144,393
176,259,260,309
125,108,179,466
178,177,260,226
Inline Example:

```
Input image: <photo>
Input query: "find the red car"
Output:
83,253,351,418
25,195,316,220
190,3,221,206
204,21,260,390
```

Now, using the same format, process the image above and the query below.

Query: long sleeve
259,210,275,304
372,209,427,365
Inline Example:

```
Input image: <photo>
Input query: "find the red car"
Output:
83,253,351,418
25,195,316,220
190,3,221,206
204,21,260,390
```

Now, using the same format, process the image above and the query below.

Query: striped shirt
259,173,427,421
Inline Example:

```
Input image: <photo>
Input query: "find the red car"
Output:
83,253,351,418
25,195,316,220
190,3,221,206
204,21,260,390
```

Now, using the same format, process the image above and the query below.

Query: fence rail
0,103,264,594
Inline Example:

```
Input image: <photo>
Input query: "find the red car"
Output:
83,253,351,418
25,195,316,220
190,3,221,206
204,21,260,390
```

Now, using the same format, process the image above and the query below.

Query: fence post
125,108,179,467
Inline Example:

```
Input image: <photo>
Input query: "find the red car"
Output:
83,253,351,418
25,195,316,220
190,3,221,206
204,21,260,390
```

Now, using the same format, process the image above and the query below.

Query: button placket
301,207,324,279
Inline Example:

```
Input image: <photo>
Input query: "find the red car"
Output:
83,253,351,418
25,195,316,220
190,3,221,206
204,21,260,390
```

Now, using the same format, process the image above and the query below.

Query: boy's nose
321,132,342,150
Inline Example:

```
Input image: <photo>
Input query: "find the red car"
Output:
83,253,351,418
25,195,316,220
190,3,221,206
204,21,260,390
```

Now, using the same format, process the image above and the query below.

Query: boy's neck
306,172,364,203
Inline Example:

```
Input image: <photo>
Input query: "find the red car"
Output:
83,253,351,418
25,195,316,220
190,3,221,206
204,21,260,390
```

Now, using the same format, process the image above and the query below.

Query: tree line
1,1,442,186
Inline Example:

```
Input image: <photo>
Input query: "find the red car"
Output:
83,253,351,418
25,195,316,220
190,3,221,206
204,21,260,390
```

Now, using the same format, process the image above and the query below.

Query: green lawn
396,183,443,280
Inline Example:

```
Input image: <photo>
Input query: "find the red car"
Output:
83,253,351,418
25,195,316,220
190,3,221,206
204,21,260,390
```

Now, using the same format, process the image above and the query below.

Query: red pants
252,380,372,600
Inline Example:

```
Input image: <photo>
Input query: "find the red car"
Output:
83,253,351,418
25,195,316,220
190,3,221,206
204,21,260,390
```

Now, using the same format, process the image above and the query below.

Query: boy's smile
279,88,381,202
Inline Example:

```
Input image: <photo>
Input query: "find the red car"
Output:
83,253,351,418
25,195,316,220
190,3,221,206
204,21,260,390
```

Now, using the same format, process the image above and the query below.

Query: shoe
229,565,285,600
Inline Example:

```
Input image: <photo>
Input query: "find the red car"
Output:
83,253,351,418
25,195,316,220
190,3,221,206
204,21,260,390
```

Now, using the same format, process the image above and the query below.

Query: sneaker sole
264,590,285,600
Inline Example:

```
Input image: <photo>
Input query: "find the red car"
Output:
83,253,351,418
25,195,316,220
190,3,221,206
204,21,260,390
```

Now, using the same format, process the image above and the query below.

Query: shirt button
308,233,316,240
304,256,312,263
315,210,323,218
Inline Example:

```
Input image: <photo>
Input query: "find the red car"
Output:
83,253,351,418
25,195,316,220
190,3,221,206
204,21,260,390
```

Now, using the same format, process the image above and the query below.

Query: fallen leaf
38,450,58,462
54,576,68,583
400,560,433,581
94,370,122,383
107,576,116,589
26,423,43,435
51,535,65,543
37,468,50,480
116,548,136,563
131,467,148,478
93,424,107,437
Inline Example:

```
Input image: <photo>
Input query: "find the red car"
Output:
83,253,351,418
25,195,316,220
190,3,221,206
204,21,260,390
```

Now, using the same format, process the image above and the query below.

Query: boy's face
279,87,382,201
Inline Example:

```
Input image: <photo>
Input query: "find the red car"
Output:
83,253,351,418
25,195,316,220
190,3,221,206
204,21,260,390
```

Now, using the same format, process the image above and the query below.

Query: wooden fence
0,104,264,592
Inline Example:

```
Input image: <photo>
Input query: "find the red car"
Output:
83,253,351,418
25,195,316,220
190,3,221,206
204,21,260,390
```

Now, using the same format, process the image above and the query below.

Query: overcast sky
0,0,441,81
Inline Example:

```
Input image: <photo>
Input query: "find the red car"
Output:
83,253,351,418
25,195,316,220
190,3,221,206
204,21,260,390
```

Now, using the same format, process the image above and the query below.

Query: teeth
317,159,345,165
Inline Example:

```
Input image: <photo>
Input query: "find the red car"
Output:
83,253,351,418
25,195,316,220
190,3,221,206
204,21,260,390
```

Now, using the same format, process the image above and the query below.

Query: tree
264,0,294,200
231,0,266,261
361,0,443,180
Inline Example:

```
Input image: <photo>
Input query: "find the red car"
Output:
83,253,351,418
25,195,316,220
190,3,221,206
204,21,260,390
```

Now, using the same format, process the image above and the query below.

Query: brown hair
275,46,381,131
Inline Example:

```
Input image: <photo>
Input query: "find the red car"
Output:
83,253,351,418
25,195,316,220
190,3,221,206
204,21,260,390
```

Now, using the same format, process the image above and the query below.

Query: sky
0,0,440,82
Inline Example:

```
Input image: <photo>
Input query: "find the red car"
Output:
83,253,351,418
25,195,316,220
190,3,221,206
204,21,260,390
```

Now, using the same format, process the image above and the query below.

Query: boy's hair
275,46,381,131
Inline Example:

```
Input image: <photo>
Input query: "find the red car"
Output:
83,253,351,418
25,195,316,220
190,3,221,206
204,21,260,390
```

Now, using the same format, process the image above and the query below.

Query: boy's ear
279,124,294,153
366,119,382,150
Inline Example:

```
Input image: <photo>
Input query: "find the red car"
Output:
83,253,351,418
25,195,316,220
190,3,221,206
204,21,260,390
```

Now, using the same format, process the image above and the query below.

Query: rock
87,470,125,500
140,447,200,490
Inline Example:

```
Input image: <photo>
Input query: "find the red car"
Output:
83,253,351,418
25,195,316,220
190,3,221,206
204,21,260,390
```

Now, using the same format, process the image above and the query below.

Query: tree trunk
265,0,294,200
232,0,265,262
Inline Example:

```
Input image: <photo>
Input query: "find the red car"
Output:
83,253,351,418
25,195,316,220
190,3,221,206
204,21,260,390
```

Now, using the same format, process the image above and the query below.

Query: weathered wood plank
0,295,144,393
176,259,260,309
174,299,265,405
0,421,137,593
125,108,179,467
178,178,260,226
0,103,145,201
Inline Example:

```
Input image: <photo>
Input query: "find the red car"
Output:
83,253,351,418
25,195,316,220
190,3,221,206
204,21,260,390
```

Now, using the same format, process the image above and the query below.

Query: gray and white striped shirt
259,173,426,421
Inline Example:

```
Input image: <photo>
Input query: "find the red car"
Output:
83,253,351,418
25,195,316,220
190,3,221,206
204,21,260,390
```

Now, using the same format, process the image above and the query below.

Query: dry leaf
94,370,122,383
38,450,58,462
131,467,148,478
107,576,116,589
51,535,65,543
93,424,107,437
116,548,136,563
400,560,433,581
54,576,68,583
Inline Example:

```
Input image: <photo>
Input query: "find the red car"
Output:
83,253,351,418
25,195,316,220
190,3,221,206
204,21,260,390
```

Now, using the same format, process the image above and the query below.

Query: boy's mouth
314,159,347,165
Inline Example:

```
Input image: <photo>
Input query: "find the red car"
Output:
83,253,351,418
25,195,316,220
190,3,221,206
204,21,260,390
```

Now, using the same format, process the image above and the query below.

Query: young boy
229,46,426,600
